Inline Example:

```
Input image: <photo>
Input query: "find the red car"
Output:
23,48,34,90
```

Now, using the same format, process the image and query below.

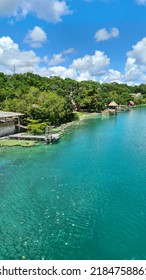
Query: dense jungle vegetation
0,72,146,134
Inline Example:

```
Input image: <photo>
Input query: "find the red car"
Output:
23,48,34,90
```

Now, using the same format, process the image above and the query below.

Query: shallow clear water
0,108,146,260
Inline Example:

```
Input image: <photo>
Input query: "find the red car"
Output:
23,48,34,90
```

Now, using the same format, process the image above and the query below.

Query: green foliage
0,72,146,134
27,120,50,135
72,112,80,121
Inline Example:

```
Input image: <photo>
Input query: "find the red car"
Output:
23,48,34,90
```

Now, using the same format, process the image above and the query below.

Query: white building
0,111,24,137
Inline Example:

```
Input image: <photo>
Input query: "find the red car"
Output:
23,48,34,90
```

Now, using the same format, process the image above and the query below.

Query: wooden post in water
18,116,21,132
45,126,53,144
45,126,49,144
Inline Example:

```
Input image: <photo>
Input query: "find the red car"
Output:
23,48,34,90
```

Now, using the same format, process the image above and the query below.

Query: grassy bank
75,112,99,120
0,139,36,147
134,104,146,108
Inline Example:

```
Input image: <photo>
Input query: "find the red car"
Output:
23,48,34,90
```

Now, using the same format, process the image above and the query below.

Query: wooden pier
8,133,60,143
102,108,116,116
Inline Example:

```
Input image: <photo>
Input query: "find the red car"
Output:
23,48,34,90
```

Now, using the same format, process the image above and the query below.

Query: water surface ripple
0,108,146,259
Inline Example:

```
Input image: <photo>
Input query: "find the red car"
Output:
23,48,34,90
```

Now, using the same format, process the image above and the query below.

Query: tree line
0,72,145,134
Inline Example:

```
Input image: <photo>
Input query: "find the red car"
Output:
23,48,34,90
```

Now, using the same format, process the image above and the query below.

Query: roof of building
108,101,118,107
0,111,24,118
129,101,135,105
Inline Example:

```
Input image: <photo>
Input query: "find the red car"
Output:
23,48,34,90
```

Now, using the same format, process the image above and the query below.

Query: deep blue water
0,108,146,260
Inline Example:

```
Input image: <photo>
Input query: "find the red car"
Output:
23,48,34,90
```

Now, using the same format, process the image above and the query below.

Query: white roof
0,111,24,118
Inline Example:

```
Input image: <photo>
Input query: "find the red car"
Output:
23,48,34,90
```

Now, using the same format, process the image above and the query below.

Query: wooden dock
8,133,60,143
102,109,116,116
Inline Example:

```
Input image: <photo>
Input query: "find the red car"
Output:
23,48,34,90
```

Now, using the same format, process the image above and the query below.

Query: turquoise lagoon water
0,108,146,260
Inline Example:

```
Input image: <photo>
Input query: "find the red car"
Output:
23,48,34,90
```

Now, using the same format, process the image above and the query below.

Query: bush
73,112,79,121
27,121,50,135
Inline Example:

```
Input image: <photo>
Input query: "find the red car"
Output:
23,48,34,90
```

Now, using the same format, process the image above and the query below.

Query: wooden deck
8,133,60,143
102,109,116,115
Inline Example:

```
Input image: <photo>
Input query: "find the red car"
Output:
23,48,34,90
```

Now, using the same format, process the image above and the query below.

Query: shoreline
0,113,99,147
52,112,100,135
0,107,145,147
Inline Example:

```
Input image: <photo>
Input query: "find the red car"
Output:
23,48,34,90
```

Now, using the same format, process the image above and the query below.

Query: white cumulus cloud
21,0,72,22
70,50,110,76
48,53,65,66
94,27,119,42
0,0,72,23
127,37,146,65
77,71,97,81
0,36,40,73
3,35,146,84
0,0,18,17
124,57,141,81
100,69,123,84
40,50,111,81
63,48,74,54
124,37,146,82
37,66,77,80
25,26,47,48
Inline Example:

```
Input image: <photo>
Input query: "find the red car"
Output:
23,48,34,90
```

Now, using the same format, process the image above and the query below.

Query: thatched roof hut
108,101,118,107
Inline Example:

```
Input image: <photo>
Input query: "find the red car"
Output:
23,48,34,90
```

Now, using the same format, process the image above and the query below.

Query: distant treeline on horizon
0,72,146,134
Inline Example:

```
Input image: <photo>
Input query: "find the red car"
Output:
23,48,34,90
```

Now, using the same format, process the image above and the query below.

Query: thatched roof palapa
108,101,118,107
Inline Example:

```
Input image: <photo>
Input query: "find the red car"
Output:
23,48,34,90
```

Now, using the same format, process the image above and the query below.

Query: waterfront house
108,101,118,110
0,111,24,137
107,101,118,115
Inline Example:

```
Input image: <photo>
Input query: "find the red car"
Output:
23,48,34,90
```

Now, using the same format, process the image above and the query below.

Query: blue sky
0,0,146,84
